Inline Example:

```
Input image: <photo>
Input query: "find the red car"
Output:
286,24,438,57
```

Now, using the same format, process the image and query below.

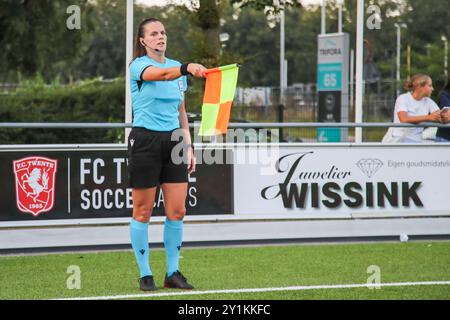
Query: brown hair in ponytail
403,74,431,92
132,18,162,62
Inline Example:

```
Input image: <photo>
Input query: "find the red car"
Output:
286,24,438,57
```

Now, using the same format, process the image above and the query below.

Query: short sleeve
183,75,188,92
394,94,408,113
427,98,439,113
130,58,152,81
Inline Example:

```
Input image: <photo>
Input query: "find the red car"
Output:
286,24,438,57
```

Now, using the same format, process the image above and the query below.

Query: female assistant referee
128,18,206,291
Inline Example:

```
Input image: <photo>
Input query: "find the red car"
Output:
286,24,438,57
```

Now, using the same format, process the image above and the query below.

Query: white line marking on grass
53,281,450,300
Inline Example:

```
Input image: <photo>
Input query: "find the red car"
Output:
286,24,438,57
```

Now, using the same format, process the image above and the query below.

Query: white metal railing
0,122,449,129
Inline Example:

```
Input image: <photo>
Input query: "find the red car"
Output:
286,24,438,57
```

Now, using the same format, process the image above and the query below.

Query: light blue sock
164,219,183,277
130,219,152,278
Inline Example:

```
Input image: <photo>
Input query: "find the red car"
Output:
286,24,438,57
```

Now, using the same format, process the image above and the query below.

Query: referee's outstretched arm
141,63,207,81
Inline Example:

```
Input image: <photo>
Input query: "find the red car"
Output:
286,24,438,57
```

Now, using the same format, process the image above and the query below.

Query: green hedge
0,78,126,144
0,77,206,144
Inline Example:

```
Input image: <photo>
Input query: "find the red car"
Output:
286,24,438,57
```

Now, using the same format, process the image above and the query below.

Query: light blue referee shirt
129,55,188,131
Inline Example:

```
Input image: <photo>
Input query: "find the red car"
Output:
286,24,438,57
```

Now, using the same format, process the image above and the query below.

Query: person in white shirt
384,74,442,143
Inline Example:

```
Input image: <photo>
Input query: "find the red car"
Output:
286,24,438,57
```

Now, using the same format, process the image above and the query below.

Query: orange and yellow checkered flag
199,64,239,136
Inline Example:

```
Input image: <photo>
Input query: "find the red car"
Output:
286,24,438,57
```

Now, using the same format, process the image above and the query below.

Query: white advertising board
234,144,450,218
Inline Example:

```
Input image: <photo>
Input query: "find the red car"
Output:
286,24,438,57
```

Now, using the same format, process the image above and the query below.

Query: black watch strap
180,63,191,76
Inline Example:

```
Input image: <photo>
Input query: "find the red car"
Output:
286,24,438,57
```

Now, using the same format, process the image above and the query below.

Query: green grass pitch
0,241,449,300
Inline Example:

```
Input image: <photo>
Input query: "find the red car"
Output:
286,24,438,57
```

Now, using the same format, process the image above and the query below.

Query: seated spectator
383,74,441,143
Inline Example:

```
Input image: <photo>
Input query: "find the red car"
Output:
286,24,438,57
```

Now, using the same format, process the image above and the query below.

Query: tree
220,4,320,86
0,0,94,83
75,0,127,79
402,0,450,87
188,0,302,68
194,0,221,67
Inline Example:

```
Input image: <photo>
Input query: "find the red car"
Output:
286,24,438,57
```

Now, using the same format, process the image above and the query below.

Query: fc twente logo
13,156,58,217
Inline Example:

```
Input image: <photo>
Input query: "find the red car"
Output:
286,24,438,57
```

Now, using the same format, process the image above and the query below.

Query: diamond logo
356,159,383,178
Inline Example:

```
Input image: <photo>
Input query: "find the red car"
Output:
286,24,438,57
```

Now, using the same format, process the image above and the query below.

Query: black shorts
127,127,188,188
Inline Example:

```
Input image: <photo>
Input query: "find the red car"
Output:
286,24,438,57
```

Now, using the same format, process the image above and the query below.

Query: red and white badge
13,156,58,217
